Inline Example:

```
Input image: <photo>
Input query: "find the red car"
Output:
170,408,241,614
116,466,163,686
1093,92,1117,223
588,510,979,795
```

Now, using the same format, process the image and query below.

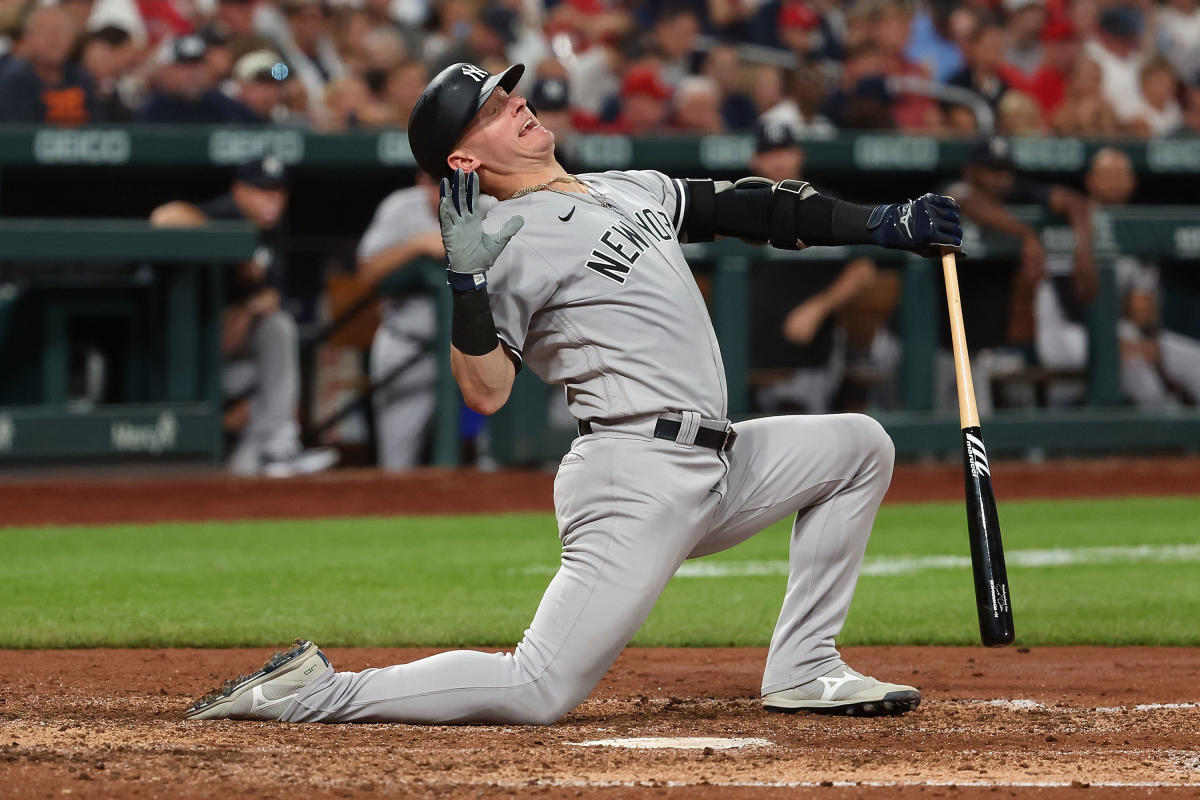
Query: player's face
448,88,554,175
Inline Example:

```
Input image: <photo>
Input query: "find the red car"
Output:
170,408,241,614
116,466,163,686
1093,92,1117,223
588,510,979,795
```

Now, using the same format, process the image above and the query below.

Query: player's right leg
228,436,726,725
689,413,917,716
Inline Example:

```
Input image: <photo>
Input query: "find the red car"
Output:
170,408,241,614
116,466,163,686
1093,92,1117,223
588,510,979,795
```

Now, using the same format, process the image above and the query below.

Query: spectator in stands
214,0,258,40
80,24,139,122
264,0,346,115
997,88,1046,134
1052,54,1120,136
1086,5,1146,126
322,73,390,129
672,75,725,133
0,5,101,124
1155,0,1200,86
1019,16,1079,120
777,0,825,67
945,19,1010,132
820,41,894,129
649,3,700,88
939,136,1096,414
527,74,576,165
1003,0,1047,79
613,62,672,133
1035,148,1200,408
1127,56,1183,138
701,42,757,130
869,0,943,132
138,34,260,122
905,0,968,83
1182,82,1200,134
748,122,881,415
229,49,288,123
355,170,446,470
150,156,339,477
385,58,427,126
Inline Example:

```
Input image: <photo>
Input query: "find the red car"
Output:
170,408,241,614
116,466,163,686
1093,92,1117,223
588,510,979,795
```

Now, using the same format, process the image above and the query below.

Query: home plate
566,737,772,750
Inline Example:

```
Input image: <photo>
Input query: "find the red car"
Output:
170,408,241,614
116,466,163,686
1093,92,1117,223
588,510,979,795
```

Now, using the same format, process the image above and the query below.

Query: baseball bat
941,249,1015,647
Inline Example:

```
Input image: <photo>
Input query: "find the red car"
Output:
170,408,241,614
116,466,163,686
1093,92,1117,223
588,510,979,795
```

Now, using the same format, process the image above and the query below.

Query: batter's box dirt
2,646,1198,799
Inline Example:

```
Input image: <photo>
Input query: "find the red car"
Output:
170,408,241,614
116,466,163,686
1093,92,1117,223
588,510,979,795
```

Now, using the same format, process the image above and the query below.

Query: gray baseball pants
284,412,894,725
224,310,302,472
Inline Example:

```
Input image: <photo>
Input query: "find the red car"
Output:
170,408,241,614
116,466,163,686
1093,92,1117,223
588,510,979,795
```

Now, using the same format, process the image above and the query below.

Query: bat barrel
962,425,1014,647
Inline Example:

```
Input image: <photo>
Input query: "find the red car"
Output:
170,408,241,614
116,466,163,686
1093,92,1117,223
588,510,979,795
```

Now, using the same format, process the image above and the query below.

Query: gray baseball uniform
283,170,895,724
358,187,440,470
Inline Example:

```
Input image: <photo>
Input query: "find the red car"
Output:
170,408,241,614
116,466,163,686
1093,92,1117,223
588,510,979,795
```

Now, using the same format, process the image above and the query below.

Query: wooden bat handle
942,250,980,429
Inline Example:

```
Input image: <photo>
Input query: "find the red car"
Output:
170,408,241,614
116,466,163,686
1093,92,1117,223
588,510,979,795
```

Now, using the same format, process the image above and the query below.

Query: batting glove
867,193,964,258
439,168,524,291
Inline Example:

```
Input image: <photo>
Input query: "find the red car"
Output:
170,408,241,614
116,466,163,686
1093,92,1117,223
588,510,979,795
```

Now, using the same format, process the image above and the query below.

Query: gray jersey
482,170,727,422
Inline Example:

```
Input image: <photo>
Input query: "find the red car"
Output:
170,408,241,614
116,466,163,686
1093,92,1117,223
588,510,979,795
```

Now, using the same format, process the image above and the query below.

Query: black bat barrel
961,426,1015,647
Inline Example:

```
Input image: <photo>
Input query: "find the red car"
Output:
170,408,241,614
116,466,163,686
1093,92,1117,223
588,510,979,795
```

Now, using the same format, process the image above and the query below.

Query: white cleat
186,639,332,721
763,664,920,717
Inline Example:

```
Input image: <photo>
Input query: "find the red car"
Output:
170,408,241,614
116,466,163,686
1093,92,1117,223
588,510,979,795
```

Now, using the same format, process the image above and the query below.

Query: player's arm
356,232,445,286
440,169,524,415
1047,185,1097,303
675,178,962,257
955,185,1046,282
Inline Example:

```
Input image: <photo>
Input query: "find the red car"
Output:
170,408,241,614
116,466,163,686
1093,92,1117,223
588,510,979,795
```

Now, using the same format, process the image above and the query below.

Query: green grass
1,497,1198,648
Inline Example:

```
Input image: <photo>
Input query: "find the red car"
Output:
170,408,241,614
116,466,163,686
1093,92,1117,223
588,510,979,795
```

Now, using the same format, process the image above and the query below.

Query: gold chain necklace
511,175,612,208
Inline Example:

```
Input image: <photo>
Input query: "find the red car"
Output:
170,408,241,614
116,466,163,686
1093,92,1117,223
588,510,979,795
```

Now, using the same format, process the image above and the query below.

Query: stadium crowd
0,0,1198,137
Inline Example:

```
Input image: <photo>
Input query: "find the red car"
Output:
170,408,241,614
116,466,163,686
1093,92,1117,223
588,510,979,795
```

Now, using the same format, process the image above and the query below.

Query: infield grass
1,496,1197,648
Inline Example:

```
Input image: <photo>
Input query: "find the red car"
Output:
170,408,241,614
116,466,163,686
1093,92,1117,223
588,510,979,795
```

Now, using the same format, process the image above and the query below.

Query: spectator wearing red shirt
1006,17,1079,120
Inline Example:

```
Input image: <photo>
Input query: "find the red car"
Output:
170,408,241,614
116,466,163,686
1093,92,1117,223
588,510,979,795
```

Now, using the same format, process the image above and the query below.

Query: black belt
577,417,737,452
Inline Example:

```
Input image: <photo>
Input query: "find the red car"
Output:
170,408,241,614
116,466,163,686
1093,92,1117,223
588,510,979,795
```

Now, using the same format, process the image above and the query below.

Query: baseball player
187,62,962,725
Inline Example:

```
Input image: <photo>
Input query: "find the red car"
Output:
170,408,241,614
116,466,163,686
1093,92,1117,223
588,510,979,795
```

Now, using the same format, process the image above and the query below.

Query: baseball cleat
185,639,331,721
763,664,920,717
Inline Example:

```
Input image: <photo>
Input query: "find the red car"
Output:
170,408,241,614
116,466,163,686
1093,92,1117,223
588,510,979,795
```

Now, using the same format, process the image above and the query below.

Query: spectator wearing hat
935,136,1096,415
150,156,339,478
0,5,101,124
138,33,260,122
701,43,757,130
611,62,672,134
80,24,139,122
527,74,576,164
1086,6,1147,124
776,0,825,65
229,49,288,123
747,122,882,415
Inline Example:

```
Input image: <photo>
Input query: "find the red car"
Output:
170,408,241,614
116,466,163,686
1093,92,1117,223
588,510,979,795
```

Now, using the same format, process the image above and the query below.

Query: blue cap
236,155,288,189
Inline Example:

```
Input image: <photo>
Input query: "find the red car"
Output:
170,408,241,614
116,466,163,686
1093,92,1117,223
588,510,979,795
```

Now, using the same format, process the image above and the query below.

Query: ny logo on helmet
461,64,488,82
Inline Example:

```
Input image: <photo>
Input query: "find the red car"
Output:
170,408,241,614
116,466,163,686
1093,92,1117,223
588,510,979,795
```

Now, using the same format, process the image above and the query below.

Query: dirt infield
2,456,1199,527
2,646,1198,798
3,458,1198,797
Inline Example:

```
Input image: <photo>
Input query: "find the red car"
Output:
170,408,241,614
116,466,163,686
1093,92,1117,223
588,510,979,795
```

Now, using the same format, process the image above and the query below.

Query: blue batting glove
867,193,964,258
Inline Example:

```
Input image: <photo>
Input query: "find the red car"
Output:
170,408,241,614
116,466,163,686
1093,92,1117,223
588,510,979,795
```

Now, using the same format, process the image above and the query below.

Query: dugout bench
0,220,255,462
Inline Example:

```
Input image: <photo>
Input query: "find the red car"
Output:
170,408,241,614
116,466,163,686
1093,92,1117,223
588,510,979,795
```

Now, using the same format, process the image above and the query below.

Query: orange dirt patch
2,646,1198,798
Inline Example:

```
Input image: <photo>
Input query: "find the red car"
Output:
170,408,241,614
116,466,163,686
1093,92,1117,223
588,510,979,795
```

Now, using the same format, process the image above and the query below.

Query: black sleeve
707,182,876,248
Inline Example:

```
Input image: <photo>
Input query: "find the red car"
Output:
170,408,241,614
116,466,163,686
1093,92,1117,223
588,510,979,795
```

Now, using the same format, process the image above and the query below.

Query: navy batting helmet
407,62,525,179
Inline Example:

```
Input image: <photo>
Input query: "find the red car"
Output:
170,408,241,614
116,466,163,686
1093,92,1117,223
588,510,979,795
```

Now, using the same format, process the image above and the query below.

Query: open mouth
519,117,540,137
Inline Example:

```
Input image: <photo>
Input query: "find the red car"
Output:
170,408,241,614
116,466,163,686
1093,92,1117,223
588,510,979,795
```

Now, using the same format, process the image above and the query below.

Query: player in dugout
186,62,962,726
152,156,338,477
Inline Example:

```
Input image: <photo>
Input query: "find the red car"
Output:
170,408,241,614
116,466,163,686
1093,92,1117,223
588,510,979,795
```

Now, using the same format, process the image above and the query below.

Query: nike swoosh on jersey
558,206,575,222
